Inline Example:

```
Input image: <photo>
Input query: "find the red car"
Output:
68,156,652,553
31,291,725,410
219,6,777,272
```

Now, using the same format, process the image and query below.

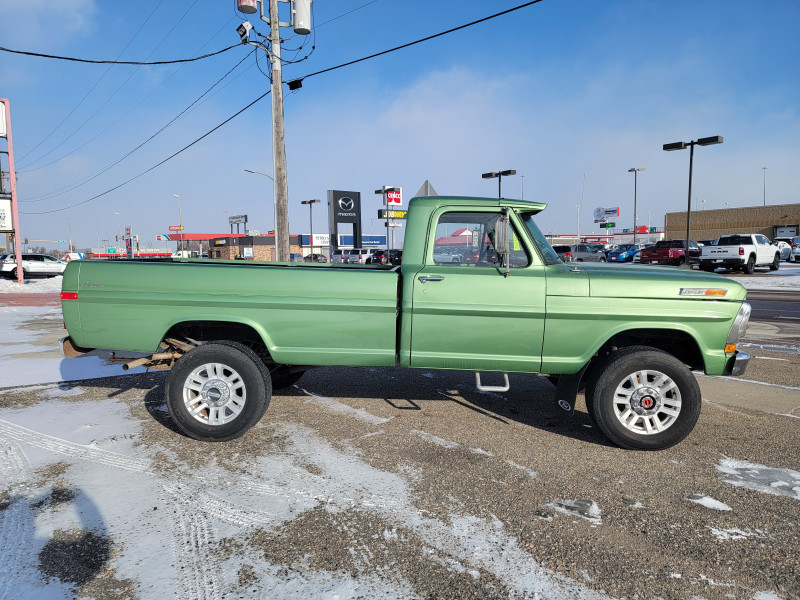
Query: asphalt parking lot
1,274,799,600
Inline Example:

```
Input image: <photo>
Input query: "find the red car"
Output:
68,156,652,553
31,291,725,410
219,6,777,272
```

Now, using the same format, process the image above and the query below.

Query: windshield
616,244,636,251
519,212,560,265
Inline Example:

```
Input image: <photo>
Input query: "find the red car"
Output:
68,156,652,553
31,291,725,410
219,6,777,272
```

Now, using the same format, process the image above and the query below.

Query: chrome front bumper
730,351,751,377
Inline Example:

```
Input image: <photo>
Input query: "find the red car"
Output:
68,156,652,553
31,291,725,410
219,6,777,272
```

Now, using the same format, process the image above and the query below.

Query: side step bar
475,372,510,393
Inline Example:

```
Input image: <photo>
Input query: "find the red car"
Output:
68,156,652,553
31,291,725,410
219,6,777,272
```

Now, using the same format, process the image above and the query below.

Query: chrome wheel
612,369,681,435
183,362,246,426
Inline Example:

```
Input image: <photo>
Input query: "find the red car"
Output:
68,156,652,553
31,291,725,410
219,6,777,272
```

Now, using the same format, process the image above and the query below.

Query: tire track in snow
163,481,225,600
0,419,150,474
0,438,33,600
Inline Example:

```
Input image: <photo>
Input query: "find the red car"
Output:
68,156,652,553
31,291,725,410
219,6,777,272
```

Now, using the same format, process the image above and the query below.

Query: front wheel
166,341,271,442
769,253,780,271
584,346,701,450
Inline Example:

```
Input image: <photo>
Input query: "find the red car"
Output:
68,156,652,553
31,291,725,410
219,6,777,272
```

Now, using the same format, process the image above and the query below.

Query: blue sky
1,0,798,250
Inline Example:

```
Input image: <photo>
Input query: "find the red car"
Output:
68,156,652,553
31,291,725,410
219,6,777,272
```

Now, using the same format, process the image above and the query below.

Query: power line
14,0,169,164
0,43,242,65
290,0,546,85
21,91,271,215
23,0,547,215
21,50,256,203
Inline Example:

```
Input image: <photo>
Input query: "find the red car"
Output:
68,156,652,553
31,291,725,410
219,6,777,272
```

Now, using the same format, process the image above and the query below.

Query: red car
639,240,701,266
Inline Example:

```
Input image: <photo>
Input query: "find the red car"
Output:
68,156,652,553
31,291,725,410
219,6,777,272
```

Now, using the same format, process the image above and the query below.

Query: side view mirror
494,209,510,275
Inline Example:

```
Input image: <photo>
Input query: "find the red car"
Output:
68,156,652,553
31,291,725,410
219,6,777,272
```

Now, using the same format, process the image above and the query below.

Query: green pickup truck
61,196,751,450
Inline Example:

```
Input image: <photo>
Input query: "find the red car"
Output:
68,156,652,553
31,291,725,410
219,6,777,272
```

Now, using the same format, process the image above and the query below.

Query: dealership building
665,202,800,242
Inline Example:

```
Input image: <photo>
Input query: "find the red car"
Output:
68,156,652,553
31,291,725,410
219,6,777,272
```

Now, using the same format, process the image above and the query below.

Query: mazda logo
338,197,354,211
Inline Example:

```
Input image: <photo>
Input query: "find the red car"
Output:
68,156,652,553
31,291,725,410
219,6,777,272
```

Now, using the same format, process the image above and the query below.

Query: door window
430,211,529,268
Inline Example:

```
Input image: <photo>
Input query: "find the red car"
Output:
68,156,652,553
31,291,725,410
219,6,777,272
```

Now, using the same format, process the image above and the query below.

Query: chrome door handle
418,276,445,283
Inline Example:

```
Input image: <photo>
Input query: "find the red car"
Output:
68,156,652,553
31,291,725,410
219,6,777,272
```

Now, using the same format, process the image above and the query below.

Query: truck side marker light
679,288,727,297
61,292,78,300
725,344,737,354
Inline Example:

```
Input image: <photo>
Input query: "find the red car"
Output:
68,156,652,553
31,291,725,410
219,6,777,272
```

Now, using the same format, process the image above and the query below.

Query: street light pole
628,168,645,244
663,136,723,268
244,169,277,258
481,169,516,198
762,166,767,206
172,194,183,255
301,199,320,258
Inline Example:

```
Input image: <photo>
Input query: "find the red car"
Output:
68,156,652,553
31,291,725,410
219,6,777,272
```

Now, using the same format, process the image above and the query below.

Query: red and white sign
169,225,184,231
387,189,402,206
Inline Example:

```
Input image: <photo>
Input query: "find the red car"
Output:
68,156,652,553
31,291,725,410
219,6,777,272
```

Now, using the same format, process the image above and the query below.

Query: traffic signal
24,238,28,244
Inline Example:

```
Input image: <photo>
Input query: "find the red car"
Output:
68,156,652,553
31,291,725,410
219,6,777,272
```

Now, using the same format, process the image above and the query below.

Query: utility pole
268,0,290,262
237,0,310,262
1,99,24,284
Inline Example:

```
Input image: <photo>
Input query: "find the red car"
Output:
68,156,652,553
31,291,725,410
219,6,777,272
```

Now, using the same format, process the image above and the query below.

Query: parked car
775,241,792,261
698,239,717,247
433,246,466,264
569,244,606,262
347,248,381,264
330,250,348,264
388,249,403,265
366,249,388,265
304,253,328,263
607,244,643,263
0,253,67,278
640,240,701,266
552,244,573,262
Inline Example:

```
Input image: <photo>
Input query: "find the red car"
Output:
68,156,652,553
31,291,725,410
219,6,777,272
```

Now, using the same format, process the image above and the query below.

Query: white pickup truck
699,233,781,273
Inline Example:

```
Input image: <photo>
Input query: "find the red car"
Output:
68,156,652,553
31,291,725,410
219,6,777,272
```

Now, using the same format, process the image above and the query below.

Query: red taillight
60,292,78,300
565,252,572,258
739,247,744,256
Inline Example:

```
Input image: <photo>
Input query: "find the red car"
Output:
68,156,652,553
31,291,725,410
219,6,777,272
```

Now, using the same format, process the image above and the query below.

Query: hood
582,263,747,301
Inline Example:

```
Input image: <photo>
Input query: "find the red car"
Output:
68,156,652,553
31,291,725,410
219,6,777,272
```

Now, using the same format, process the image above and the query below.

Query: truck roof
409,196,548,213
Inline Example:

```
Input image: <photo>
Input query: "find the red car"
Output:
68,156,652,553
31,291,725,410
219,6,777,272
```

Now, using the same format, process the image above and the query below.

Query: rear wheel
769,253,780,271
166,341,271,442
584,346,701,450
743,255,756,274
11,267,27,279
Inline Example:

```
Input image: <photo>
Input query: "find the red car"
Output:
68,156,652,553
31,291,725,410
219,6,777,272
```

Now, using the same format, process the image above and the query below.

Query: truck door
409,208,546,373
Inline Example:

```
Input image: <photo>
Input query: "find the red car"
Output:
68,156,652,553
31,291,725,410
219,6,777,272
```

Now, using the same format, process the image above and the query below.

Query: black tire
743,255,756,274
700,265,715,273
165,341,271,442
677,257,685,266
584,346,701,450
599,257,606,262
769,253,780,271
11,267,27,279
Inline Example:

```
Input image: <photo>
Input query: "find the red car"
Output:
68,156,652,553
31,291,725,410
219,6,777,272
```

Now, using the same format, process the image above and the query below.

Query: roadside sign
378,209,408,219
387,189,402,206
604,207,620,217
169,225,184,231
600,222,615,229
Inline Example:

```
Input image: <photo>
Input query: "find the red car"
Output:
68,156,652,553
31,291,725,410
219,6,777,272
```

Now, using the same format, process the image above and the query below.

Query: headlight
725,302,751,352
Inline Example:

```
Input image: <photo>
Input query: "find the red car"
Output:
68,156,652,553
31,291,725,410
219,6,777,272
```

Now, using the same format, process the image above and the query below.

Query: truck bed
62,259,400,365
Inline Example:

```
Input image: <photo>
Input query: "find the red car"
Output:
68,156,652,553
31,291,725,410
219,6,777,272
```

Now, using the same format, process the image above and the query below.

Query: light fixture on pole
627,168,645,244
172,194,183,255
301,199,320,258
245,169,278,258
663,136,723,268
481,169,516,198
114,212,121,244
375,186,400,251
